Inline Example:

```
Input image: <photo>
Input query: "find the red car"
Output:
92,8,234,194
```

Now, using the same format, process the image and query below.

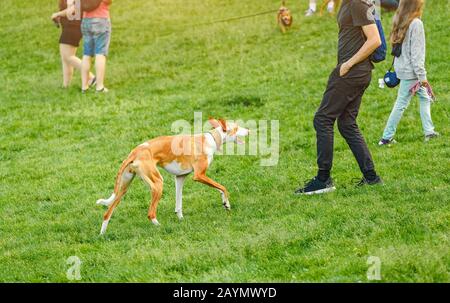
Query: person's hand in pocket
339,61,352,77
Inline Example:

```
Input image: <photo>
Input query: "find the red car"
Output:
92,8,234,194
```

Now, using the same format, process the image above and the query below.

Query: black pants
313,65,375,175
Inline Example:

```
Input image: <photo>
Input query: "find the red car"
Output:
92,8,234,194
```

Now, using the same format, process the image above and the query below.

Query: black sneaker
295,177,336,195
355,176,383,187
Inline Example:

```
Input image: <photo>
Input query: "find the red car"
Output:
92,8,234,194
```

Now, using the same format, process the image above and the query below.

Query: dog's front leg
193,160,230,210
277,15,285,34
175,175,187,219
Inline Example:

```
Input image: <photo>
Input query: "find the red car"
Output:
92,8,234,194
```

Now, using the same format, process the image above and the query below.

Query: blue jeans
81,18,111,56
382,79,435,140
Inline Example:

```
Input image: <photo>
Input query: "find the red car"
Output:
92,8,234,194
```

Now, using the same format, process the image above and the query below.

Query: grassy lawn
0,0,448,282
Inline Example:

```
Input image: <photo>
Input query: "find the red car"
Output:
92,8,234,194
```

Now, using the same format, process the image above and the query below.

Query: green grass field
0,0,449,282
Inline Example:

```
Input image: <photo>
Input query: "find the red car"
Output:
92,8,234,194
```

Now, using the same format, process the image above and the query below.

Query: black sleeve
351,0,375,26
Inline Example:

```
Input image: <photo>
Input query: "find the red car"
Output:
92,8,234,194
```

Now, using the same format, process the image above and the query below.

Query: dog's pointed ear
218,119,227,132
208,117,220,129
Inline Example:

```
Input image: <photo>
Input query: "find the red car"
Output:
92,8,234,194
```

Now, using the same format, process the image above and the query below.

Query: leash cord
154,8,279,40
190,9,279,27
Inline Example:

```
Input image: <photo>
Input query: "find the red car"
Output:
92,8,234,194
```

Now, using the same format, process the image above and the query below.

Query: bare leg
60,44,94,88
175,175,187,219
60,44,76,88
67,56,95,83
95,54,107,90
81,55,92,91
61,59,73,88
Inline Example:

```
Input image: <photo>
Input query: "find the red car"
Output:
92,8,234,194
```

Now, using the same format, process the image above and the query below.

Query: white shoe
327,2,335,13
425,132,440,142
378,138,397,146
96,87,109,93
305,8,315,17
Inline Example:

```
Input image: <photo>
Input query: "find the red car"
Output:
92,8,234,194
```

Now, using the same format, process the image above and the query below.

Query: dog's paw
100,219,110,235
223,202,231,210
151,218,161,226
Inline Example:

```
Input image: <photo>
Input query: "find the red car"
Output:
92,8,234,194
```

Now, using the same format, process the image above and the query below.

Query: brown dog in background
277,1,293,33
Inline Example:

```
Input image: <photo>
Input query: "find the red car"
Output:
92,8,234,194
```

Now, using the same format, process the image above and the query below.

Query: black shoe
356,176,383,187
295,176,336,195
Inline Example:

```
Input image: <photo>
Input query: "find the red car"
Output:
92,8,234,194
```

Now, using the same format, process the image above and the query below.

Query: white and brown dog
277,1,293,33
96,118,250,234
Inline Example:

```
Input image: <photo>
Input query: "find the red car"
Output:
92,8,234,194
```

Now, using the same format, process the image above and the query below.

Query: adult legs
81,55,93,91
92,20,111,91
80,18,97,91
60,43,95,88
314,69,376,180
313,68,349,180
95,54,107,90
337,79,376,178
60,44,78,87
296,68,378,194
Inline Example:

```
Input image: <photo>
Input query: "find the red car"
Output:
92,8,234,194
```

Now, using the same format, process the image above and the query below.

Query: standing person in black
295,0,383,195
51,0,95,88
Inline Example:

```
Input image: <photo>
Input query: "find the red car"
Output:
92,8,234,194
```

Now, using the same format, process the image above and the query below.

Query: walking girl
379,0,439,145
52,0,95,88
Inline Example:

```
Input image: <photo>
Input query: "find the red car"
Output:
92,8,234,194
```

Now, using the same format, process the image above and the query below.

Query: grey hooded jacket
394,18,427,81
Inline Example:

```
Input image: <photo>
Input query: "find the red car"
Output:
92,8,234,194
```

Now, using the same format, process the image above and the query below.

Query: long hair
390,0,425,44
58,0,67,11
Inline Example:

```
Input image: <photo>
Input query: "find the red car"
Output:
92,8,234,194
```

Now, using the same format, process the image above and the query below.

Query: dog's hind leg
100,167,135,235
175,175,187,220
134,158,164,226
97,168,135,206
